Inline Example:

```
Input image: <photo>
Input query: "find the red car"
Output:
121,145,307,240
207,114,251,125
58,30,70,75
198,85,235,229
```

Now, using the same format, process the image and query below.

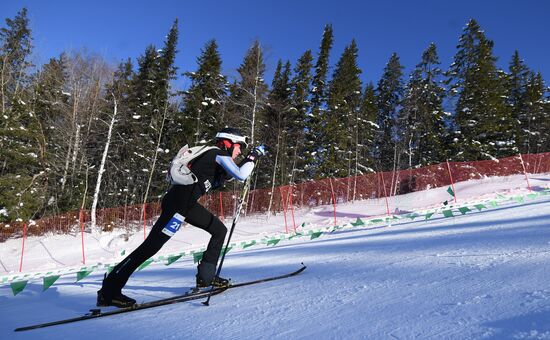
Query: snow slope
1,174,548,276
1,174,550,339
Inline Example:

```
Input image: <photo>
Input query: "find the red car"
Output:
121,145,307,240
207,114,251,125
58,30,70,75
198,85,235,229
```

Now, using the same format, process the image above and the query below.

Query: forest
0,8,548,224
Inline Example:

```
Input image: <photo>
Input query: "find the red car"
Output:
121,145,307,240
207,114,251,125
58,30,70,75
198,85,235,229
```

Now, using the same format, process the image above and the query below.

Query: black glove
246,144,267,162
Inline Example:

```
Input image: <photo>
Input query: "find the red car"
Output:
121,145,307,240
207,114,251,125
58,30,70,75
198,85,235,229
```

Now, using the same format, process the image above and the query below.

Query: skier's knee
209,218,227,238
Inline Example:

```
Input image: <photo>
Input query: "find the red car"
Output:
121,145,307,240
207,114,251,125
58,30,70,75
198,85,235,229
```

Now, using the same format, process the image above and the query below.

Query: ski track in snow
1,175,550,339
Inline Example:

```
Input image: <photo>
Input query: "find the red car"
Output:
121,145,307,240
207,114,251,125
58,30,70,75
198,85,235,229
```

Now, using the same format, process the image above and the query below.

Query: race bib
161,213,185,237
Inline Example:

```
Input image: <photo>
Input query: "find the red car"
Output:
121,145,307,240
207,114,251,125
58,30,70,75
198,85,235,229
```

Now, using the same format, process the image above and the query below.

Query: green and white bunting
1,188,548,296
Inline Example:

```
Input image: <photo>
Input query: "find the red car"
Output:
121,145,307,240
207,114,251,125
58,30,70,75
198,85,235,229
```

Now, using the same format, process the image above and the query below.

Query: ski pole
203,167,255,306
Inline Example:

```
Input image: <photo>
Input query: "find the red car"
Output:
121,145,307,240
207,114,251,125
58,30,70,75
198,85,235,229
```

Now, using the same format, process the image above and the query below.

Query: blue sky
1,0,549,89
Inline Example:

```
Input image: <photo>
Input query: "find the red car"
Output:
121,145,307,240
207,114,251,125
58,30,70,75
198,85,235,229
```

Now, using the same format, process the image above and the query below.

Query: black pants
101,185,227,297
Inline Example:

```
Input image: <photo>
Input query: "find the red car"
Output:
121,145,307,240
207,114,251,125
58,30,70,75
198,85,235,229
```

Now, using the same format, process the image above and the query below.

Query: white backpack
167,145,219,185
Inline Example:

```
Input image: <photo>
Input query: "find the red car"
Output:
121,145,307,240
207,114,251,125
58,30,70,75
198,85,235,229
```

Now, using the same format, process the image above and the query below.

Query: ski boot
196,274,230,288
195,261,231,289
97,289,137,308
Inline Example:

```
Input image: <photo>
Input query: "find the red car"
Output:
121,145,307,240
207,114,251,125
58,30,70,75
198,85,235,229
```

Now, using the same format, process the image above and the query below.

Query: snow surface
1,174,550,338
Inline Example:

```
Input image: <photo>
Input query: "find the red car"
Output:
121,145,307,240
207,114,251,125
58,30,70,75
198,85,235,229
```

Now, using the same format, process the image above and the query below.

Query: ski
14,264,306,332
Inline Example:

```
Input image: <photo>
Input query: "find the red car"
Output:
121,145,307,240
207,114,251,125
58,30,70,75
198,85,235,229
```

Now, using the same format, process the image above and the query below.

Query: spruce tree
264,60,293,187
399,43,446,168
375,53,404,170
447,19,515,161
320,40,362,179
0,8,43,222
356,83,378,174
226,40,268,145
521,72,548,154
305,24,334,178
180,39,227,146
289,50,313,183
31,55,70,215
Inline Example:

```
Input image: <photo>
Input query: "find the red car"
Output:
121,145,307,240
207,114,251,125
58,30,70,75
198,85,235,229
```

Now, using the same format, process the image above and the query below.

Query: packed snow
1,173,550,338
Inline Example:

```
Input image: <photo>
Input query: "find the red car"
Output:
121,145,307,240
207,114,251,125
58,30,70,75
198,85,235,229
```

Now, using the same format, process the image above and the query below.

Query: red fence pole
329,178,337,226
280,186,289,233
80,209,86,264
379,173,391,217
446,160,458,203
143,203,147,240
219,192,225,222
289,185,297,233
518,154,532,192
19,223,27,272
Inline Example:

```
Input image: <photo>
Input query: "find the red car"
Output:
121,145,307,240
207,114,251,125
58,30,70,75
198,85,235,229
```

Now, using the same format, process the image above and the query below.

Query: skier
97,128,266,308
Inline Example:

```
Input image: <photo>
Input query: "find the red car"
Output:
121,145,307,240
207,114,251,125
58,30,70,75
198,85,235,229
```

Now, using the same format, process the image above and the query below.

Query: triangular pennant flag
288,233,303,240
166,254,183,266
458,207,470,215
407,213,420,220
527,193,538,200
310,231,323,240
137,259,153,271
351,218,365,226
267,239,281,246
221,246,233,256
442,210,454,218
43,275,60,291
10,281,27,296
447,186,455,197
489,201,498,208
243,240,257,248
514,196,524,203
425,212,434,220
76,270,93,282
474,204,486,212
193,251,204,264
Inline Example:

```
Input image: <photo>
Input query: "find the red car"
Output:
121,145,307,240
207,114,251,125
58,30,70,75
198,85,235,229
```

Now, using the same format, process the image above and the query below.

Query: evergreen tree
375,53,404,170
226,40,268,146
31,55,70,216
305,24,334,178
506,50,530,153
263,59,293,187
155,19,179,111
145,20,180,203
356,83,378,174
521,72,548,154
180,39,227,146
319,40,362,179
289,50,313,183
0,8,32,117
447,19,515,161
0,8,42,222
399,43,446,168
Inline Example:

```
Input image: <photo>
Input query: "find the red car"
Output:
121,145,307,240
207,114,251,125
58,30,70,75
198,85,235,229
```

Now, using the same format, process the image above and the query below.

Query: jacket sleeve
215,155,254,181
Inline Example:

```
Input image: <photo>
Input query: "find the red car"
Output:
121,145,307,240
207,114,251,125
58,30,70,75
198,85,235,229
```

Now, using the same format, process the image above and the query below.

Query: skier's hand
246,145,267,162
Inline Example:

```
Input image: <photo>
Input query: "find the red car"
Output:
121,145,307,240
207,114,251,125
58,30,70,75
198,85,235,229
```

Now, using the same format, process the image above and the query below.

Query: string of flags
3,188,549,296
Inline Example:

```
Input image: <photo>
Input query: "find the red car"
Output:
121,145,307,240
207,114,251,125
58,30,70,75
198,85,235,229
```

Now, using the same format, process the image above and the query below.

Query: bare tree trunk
353,123,359,202
266,135,281,218
0,54,8,116
249,43,262,145
194,109,202,145
91,96,118,230
142,102,168,211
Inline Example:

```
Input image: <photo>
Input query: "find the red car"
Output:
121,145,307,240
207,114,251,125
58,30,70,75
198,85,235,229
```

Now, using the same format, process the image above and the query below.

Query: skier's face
232,143,242,159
